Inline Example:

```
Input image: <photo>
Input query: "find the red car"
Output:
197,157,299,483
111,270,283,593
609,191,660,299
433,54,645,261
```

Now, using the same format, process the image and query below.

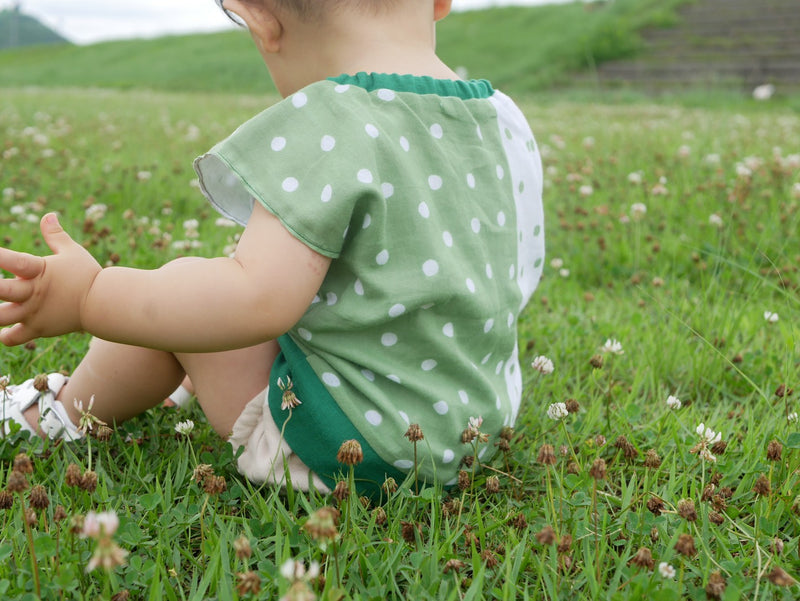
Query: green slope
0,8,69,49
0,0,689,95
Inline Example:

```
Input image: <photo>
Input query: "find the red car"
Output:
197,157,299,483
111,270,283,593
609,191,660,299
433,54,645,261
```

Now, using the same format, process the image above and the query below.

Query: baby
0,0,544,498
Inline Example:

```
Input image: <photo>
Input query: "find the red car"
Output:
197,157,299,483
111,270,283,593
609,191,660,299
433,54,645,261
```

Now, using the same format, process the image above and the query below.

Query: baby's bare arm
0,204,330,352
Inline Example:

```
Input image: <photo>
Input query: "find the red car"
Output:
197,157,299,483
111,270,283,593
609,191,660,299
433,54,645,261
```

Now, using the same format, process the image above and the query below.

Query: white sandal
1,373,82,441
166,384,195,409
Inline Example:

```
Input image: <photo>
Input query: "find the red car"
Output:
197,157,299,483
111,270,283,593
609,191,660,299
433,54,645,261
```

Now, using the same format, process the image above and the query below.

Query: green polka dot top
195,73,544,497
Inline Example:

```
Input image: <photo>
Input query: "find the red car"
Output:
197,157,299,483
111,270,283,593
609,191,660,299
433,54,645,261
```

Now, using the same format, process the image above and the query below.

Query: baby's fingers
0,247,45,280
0,276,33,304
0,322,35,347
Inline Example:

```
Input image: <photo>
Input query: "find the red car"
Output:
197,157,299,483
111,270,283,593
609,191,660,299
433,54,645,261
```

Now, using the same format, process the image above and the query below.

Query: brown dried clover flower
675,533,697,557
382,477,398,495
646,496,664,516
0,490,14,510
65,463,82,487
753,474,771,497
677,499,698,522
443,558,466,574
537,444,557,466
557,534,573,554
481,549,499,568
766,566,796,587
535,525,556,545
766,440,782,462
614,436,638,460
457,470,471,491
565,399,580,414
29,485,50,510
233,535,252,561
372,506,387,526
337,439,363,466
643,449,661,469
705,571,726,600
80,470,98,493
708,511,724,525
6,470,29,493
53,505,68,523
332,480,350,502
13,453,34,474
509,512,527,531
203,475,227,496
710,440,727,456
404,424,424,442
193,464,214,485
589,458,607,481
400,521,422,544
236,570,261,596
485,476,500,494
628,546,655,570
32,374,50,392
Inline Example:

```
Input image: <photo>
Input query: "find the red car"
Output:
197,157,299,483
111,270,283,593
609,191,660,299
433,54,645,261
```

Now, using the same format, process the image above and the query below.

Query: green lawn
0,87,798,599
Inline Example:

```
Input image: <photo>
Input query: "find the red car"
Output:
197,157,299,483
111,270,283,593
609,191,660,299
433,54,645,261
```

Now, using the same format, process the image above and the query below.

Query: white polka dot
326,293,337,306
271,137,286,151
481,353,492,364
363,214,372,229
495,396,502,410
430,123,443,139
357,169,373,184
466,278,476,293
509,264,516,279
298,328,312,341
321,135,336,151
479,446,488,459
476,125,483,140
311,295,320,304
382,183,394,198
342,226,349,240
421,359,437,371
361,369,375,382
442,231,453,247
418,202,430,218
322,372,341,387
320,184,332,203
292,92,308,108
471,218,481,233
376,249,389,265
486,264,493,279
497,211,506,226
365,124,379,138
495,361,504,375
443,449,455,463
428,175,443,190
445,476,459,486
365,410,382,425
394,459,414,470
442,323,454,338
334,84,350,93
387,374,401,383
398,411,410,425
421,303,434,310
422,260,439,276
466,173,476,189
354,279,364,295
458,390,469,404
282,177,299,192
433,400,449,415
381,332,398,346
377,89,396,101
496,164,505,180
389,304,405,317
399,137,410,152
484,319,494,333
507,312,514,328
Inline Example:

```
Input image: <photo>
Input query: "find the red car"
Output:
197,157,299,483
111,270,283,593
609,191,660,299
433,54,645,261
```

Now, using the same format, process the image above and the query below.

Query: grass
1,86,799,599
0,0,693,96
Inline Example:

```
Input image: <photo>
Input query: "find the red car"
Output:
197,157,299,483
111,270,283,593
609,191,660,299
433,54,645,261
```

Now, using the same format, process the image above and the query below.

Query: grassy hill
0,7,69,49
0,0,689,96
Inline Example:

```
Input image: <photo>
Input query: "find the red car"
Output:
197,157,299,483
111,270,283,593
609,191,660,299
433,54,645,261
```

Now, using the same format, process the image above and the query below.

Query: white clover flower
788,412,798,423
650,183,668,196
547,402,568,421
85,203,108,221
136,170,152,181
752,84,775,101
579,184,593,197
215,217,238,227
792,182,800,200
183,219,200,231
666,395,682,410
658,562,676,579
531,355,555,375
559,268,570,278
735,163,752,178
82,511,120,539
550,257,564,269
601,339,624,355
630,203,647,221
627,171,643,184
764,311,779,323
709,213,723,228
174,420,195,435
696,423,721,445
677,145,691,158
704,153,721,165
699,448,717,463
280,559,297,580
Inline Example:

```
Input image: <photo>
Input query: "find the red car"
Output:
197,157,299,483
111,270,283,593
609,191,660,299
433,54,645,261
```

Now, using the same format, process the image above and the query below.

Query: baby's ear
241,2,284,53
433,0,453,21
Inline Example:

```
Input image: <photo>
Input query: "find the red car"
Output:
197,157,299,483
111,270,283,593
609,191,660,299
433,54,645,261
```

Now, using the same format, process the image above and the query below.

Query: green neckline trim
328,72,494,99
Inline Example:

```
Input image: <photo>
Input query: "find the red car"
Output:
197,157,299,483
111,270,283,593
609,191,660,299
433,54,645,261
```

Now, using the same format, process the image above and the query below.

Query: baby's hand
0,213,101,346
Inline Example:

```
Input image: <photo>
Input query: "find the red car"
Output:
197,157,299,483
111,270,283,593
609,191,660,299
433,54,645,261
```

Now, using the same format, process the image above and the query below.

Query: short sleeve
193,81,379,258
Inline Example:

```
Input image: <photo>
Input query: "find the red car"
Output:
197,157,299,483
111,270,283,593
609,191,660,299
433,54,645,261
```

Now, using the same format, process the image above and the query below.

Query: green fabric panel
268,334,408,499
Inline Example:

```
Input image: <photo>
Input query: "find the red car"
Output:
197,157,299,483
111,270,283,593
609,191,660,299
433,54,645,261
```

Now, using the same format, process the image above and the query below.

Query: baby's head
218,0,453,95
